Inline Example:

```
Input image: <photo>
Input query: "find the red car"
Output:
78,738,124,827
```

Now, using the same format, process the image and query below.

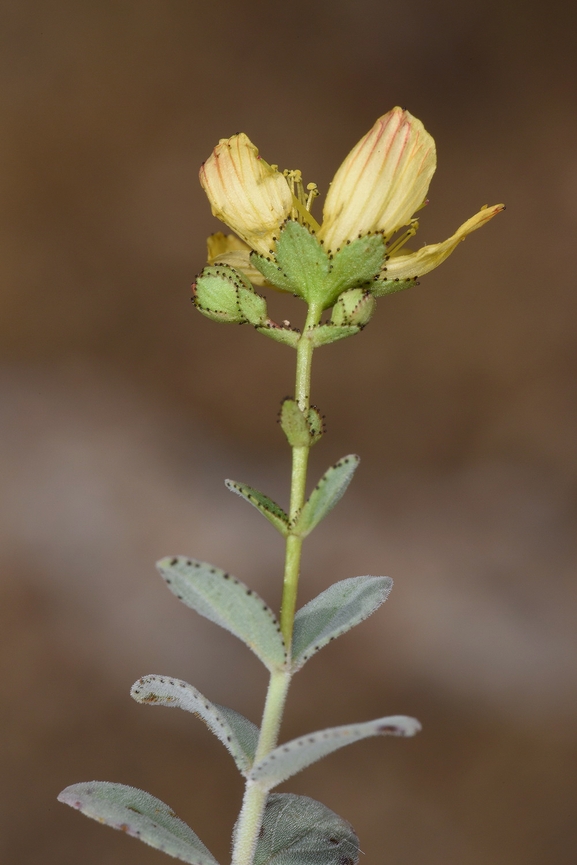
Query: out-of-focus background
1,1,576,862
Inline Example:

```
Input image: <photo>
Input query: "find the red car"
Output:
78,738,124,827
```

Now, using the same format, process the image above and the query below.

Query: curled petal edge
381,203,505,281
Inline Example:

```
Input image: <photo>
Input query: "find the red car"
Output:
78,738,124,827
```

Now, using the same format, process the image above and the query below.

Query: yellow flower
199,108,503,290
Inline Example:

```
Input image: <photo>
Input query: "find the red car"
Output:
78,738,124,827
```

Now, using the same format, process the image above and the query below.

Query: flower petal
319,108,436,252
381,203,505,280
200,134,293,257
205,233,273,287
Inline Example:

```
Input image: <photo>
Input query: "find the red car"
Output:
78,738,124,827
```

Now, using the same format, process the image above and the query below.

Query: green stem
280,300,322,650
230,301,322,865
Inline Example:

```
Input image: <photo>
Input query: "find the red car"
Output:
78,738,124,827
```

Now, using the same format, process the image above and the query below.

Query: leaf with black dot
58,782,219,865
248,715,421,790
292,455,360,537
130,675,259,773
157,557,286,671
252,793,359,865
291,575,393,672
225,479,289,537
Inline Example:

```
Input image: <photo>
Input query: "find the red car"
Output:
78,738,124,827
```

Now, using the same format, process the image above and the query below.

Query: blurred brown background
1,1,576,862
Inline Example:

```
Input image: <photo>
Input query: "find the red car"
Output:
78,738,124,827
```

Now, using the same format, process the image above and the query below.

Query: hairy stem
230,301,322,865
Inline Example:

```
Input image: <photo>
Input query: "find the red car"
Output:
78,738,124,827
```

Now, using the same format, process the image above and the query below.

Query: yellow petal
206,232,250,263
319,108,436,252
199,134,293,257
382,204,505,280
205,233,270,287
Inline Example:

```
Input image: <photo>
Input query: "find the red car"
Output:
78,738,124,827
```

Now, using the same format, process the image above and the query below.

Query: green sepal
131,675,259,773
308,324,360,348
250,252,296,294
327,234,387,297
192,264,251,324
371,276,419,297
225,479,289,537
306,406,325,445
279,398,311,448
157,556,287,671
330,288,375,328
252,794,359,865
238,286,268,326
292,455,359,537
58,782,219,865
255,321,300,348
274,220,331,304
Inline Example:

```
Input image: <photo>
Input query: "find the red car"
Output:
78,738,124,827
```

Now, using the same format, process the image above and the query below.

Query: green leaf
131,675,258,773
225,479,289,537
274,220,331,305
279,398,311,448
371,277,418,297
327,235,387,298
252,793,359,865
292,455,360,537
256,321,300,348
306,406,325,445
291,575,393,671
248,716,421,790
157,556,286,671
58,782,219,865
308,324,360,348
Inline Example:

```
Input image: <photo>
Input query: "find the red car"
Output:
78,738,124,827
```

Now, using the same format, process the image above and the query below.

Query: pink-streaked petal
319,108,436,251
199,134,292,257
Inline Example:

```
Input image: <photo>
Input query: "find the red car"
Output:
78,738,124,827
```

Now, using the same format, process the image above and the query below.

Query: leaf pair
130,673,420,788
58,784,359,865
157,557,392,674
226,454,359,538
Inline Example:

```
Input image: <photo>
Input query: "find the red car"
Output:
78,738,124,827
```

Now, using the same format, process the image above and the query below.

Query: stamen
306,182,319,212
282,169,321,232
386,220,419,255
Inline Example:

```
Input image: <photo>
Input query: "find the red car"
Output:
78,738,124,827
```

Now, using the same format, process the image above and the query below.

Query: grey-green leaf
225,479,289,537
157,557,286,671
253,793,359,865
291,575,393,671
249,715,421,790
293,455,360,537
131,675,258,773
58,782,219,865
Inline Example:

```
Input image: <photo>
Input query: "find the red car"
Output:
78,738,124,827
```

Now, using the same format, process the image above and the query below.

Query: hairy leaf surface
249,715,421,789
225,479,289,536
157,556,286,671
291,575,393,671
252,793,359,865
131,675,258,772
293,455,360,537
58,782,219,865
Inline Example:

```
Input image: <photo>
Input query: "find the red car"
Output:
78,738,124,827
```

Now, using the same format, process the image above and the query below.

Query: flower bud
192,264,268,326
330,288,376,328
